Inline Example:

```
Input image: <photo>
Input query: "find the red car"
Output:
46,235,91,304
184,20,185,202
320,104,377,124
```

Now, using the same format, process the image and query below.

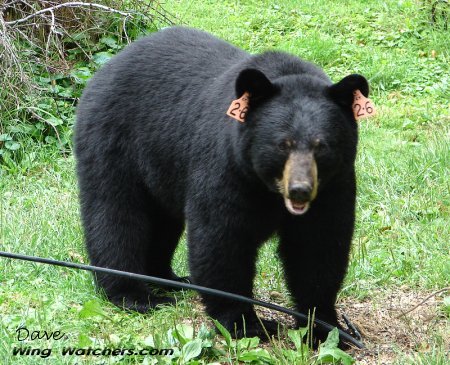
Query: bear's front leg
187,203,279,339
279,179,356,348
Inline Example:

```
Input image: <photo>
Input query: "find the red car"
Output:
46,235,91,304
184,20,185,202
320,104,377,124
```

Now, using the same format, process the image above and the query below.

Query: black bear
75,26,369,345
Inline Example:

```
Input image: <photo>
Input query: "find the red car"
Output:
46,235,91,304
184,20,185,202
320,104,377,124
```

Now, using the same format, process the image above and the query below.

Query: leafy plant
0,1,173,169
316,328,355,365
281,327,311,364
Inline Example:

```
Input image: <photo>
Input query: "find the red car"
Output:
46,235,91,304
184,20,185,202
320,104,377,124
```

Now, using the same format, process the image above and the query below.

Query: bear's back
77,27,247,114
75,27,248,160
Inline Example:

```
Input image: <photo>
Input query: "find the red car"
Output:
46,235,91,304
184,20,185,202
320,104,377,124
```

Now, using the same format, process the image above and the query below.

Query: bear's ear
328,74,369,108
235,68,277,101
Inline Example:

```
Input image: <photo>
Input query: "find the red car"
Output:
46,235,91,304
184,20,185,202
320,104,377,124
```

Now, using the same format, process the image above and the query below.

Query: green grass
1,0,449,363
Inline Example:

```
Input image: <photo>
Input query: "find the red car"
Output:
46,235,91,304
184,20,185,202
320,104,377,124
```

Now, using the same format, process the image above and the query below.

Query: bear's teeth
285,198,309,215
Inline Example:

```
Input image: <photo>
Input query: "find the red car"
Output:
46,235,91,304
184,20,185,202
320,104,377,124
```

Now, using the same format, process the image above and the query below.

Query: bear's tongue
285,198,309,215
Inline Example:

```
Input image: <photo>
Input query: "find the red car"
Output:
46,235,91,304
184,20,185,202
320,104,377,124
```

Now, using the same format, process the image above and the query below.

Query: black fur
75,27,368,346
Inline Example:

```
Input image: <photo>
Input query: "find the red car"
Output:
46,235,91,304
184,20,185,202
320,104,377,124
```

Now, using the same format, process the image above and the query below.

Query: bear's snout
277,152,318,215
288,182,312,203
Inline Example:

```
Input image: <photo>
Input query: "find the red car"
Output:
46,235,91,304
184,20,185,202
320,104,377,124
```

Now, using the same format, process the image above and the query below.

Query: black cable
0,251,364,348
342,313,362,341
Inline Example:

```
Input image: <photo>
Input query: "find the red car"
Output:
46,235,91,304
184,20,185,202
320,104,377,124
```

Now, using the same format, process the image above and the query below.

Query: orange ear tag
226,92,250,123
352,89,376,120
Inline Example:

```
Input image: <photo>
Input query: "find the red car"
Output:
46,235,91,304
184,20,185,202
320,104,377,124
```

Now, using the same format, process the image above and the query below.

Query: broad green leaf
100,36,119,49
0,134,12,142
71,67,92,84
143,335,154,347
78,300,107,319
238,348,273,363
47,117,63,127
5,141,20,151
77,333,93,347
317,347,355,365
197,323,215,341
288,327,308,350
237,336,259,350
212,319,232,348
321,327,340,348
176,323,194,340
317,328,355,365
181,339,203,362
45,136,57,144
172,323,194,346
92,51,113,66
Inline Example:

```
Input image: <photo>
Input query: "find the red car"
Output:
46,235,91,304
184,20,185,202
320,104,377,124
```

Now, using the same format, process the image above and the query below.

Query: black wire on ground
0,250,364,349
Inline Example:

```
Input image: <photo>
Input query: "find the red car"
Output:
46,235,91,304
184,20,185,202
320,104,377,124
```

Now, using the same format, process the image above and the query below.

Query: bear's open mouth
284,198,310,215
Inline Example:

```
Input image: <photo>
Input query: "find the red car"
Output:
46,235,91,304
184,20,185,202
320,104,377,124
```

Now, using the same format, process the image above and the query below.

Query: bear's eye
278,140,292,152
312,138,323,150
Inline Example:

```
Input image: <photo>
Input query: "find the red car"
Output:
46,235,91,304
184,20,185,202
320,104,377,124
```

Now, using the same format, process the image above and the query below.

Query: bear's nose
288,182,312,202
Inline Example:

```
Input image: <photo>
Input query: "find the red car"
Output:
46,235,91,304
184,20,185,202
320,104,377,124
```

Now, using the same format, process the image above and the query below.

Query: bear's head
235,68,369,215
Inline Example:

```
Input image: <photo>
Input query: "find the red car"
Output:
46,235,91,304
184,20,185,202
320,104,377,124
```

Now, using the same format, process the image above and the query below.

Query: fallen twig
395,287,449,318
4,2,131,26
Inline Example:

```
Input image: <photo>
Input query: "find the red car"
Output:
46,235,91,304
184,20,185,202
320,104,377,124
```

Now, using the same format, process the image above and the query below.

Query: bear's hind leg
80,181,174,313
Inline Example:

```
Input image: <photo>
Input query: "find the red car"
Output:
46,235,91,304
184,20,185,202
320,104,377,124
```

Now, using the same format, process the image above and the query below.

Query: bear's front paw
216,314,282,340
150,273,192,293
109,291,175,313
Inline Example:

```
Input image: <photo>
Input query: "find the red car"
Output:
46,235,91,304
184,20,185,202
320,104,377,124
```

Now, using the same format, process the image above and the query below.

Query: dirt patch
177,287,448,363
339,288,449,364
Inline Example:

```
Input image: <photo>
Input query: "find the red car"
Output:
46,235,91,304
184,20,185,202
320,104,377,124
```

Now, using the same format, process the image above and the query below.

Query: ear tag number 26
352,89,376,121
227,92,250,123
227,90,375,122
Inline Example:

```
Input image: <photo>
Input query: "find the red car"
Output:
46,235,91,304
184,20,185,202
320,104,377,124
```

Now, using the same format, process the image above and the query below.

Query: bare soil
184,287,449,364
340,288,449,364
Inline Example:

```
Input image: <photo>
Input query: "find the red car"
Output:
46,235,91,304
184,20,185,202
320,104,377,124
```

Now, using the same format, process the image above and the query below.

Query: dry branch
4,2,131,26
395,287,449,318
